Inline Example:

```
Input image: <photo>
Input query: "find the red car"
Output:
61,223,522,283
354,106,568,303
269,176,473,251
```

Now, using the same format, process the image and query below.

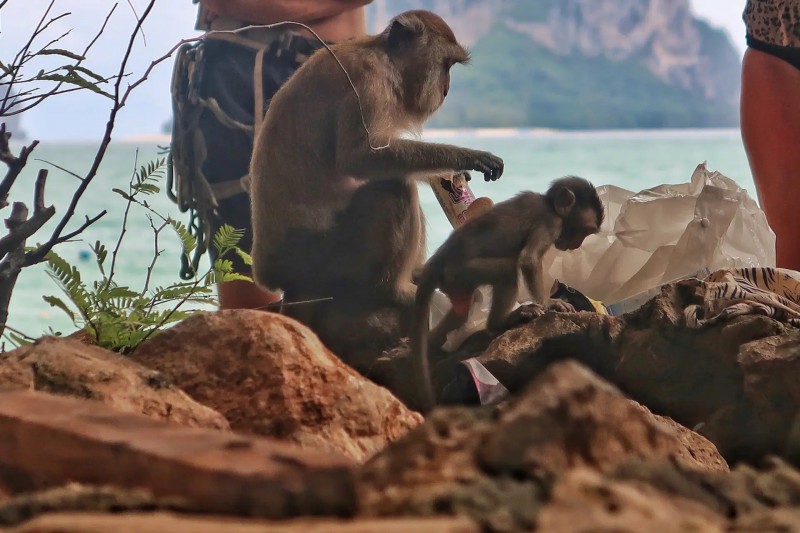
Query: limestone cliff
367,0,742,129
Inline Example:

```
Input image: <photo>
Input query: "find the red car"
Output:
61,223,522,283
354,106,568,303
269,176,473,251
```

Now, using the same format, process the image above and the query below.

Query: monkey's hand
499,303,546,331
464,150,504,182
547,299,576,313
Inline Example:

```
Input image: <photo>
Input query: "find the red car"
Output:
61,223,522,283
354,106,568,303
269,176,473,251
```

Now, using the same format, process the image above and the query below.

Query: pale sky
0,0,746,142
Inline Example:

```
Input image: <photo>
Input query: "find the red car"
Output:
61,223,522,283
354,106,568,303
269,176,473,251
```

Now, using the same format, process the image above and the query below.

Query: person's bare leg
217,279,281,310
740,48,800,271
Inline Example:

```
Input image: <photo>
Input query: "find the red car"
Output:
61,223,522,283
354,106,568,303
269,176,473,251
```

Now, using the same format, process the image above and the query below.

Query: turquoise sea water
5,128,754,339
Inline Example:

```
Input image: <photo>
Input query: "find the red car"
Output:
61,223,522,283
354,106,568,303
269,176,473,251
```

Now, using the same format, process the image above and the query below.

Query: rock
697,401,791,466
470,284,799,465
629,403,728,474
356,361,719,532
614,290,787,428
10,512,479,533
299,303,408,372
0,483,179,527
536,468,725,533
0,389,355,518
474,311,622,394
695,330,800,464
739,330,800,408
698,331,800,463
131,310,422,462
614,456,800,519
0,336,228,431
731,507,800,532
476,361,718,477
360,406,532,532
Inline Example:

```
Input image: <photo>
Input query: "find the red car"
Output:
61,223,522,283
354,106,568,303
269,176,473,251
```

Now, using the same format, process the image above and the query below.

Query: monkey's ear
388,19,418,51
553,187,576,217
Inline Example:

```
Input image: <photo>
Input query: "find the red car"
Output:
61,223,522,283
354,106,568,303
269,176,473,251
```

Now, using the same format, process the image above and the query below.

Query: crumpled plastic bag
542,162,776,304
431,162,776,351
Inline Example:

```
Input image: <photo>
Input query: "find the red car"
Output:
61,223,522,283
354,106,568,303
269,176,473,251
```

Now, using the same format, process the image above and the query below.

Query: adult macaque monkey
411,176,605,412
250,10,504,332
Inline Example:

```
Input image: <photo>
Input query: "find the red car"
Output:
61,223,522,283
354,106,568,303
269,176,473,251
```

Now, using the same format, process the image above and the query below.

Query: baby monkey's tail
410,271,439,414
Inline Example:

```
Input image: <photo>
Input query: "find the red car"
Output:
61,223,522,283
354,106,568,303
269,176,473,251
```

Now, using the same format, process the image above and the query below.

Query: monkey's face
385,11,470,118
555,208,600,251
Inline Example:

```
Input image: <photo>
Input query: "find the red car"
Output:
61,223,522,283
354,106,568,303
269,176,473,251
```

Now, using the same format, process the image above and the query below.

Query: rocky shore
1,280,799,531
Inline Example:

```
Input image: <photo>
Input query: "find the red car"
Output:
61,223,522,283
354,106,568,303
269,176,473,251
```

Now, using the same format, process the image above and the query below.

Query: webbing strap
209,174,251,199
195,31,271,201
254,46,267,135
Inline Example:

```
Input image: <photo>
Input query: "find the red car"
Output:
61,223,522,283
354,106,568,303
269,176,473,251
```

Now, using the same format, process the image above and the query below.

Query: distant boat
1,87,28,141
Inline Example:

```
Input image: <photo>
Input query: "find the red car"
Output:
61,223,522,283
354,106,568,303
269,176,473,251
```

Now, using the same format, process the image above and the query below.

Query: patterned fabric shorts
744,0,800,68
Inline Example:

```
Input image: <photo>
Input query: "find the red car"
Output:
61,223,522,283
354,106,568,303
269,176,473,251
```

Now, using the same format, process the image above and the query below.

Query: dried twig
0,123,40,208
142,216,167,294
0,169,55,260
57,211,107,243
34,158,85,181
2,323,36,342
0,202,31,336
106,150,140,288
256,297,334,310
25,0,157,267
1,3,118,116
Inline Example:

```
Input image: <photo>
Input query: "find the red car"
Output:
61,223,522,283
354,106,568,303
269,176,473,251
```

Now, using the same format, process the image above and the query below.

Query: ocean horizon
4,127,756,341
115,126,743,144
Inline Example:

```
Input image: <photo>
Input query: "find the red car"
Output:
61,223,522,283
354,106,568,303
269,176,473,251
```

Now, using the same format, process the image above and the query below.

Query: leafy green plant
36,157,252,353
1,0,198,345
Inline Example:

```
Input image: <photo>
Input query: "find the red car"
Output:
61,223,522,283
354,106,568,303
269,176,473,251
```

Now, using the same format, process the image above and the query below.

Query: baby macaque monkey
411,176,605,412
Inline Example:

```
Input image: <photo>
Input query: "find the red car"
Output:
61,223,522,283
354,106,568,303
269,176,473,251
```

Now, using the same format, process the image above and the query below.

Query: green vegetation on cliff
429,27,738,130
367,0,742,129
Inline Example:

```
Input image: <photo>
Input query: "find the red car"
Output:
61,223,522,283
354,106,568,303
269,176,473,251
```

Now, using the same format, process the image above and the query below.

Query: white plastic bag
542,162,775,304
431,162,775,351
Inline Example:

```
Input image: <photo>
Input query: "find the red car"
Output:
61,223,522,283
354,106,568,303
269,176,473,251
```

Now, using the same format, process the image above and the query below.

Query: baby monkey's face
554,208,600,251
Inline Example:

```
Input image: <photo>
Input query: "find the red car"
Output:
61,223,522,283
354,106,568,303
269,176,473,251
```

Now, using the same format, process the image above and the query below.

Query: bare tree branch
0,202,55,258
143,216,167,294
106,150,140,288
4,2,65,105
0,202,31,336
1,3,117,116
0,168,55,258
2,324,36,342
33,29,73,56
0,123,40,208
34,158,84,181
2,83,116,117
0,0,171,337
25,0,157,267
33,169,47,212
11,0,60,70
125,0,147,47
56,211,107,243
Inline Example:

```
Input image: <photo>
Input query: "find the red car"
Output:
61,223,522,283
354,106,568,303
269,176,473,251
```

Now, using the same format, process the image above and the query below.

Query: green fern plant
36,157,252,353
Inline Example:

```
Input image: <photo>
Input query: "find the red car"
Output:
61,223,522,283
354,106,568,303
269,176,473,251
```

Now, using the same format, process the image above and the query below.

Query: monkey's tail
411,274,438,415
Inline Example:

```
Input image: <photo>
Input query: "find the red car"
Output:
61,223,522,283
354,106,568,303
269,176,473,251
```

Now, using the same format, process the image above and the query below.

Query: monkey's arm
518,233,550,305
519,234,576,313
338,136,504,182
